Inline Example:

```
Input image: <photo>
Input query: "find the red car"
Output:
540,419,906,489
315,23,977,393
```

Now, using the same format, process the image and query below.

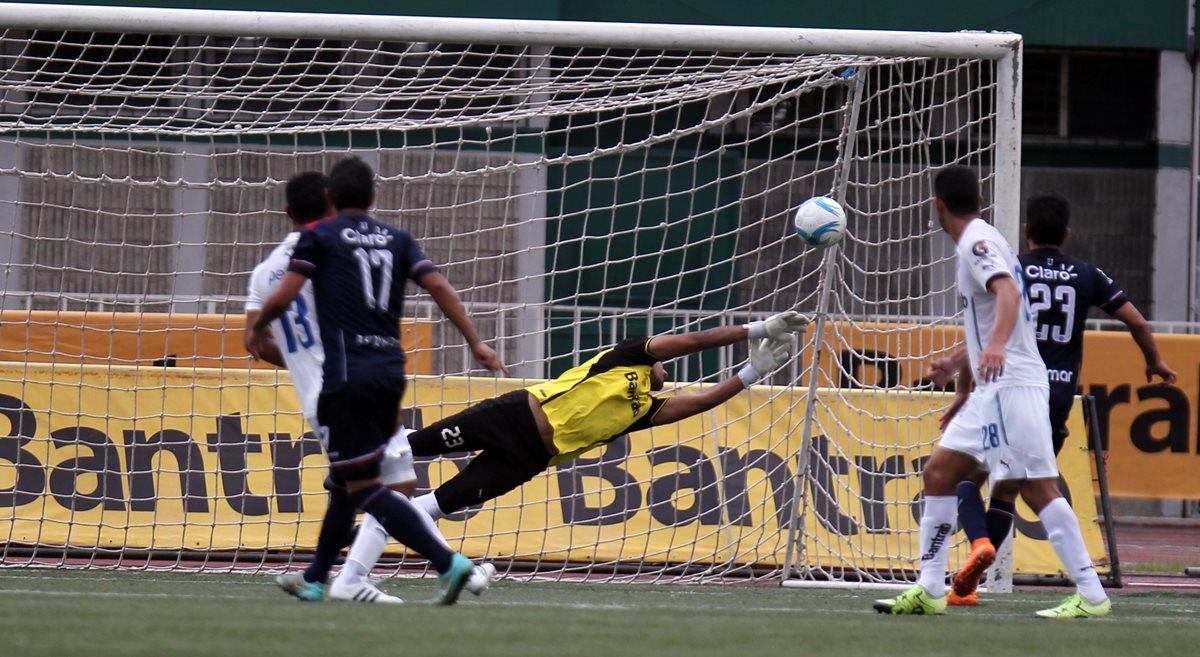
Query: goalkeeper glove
737,337,794,387
744,311,809,340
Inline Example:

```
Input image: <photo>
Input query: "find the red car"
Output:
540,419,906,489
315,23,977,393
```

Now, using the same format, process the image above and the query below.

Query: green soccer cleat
433,554,476,606
1035,593,1111,619
873,585,947,615
275,573,327,602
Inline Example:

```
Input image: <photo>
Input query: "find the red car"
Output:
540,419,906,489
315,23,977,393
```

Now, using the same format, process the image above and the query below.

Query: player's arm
939,358,974,432
646,311,808,361
650,338,792,425
243,310,285,367
248,272,307,359
1111,303,1177,384
980,274,1020,382
927,347,968,386
418,271,509,375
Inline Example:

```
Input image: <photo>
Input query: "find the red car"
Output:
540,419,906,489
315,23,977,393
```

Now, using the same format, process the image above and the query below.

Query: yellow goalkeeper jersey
527,338,666,465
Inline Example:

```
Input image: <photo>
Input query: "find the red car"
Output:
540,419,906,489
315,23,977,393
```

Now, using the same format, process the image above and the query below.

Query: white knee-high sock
414,492,447,521
339,513,389,586
1039,497,1107,604
916,495,957,597
341,495,455,585
406,495,452,552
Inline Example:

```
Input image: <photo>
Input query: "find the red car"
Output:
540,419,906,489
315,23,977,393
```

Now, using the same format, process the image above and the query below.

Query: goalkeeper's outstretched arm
649,337,792,426
647,311,808,360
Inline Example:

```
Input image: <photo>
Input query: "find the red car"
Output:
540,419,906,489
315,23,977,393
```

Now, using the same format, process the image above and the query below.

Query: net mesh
0,22,1002,583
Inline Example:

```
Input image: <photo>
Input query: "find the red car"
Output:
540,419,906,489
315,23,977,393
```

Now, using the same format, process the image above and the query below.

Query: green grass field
1,569,1197,657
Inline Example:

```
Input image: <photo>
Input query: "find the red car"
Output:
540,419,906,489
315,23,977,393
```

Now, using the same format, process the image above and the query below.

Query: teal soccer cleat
433,554,476,606
275,573,327,602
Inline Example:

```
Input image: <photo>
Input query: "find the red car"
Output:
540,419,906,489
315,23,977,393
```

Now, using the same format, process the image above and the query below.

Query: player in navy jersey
248,156,506,605
948,192,1176,606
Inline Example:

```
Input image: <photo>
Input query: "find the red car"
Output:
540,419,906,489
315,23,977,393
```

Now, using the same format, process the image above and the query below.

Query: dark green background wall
37,0,1193,49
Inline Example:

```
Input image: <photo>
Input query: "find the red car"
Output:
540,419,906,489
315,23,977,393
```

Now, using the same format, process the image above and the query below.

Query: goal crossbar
0,2,1020,58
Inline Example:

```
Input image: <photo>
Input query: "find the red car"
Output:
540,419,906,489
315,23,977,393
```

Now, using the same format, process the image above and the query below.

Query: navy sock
351,484,454,572
986,498,1016,550
956,480,989,543
303,486,356,584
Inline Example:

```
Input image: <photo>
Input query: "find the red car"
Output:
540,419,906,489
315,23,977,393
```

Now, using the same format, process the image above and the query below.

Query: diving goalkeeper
330,313,806,593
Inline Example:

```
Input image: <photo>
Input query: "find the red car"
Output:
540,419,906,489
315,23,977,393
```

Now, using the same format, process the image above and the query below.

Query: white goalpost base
0,3,1023,589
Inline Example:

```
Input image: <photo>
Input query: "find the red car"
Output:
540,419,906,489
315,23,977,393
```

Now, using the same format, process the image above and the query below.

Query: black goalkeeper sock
350,484,454,573
303,485,356,584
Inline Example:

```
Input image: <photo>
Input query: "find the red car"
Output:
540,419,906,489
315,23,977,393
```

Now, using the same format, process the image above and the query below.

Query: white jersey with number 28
246,232,325,425
955,218,1047,391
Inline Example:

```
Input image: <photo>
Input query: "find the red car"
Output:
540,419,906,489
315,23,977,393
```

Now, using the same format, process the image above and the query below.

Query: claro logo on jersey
1024,263,1078,281
339,226,394,247
624,371,642,416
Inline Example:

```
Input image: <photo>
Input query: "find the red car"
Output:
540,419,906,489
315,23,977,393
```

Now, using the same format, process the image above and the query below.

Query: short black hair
328,156,375,210
933,165,981,216
285,171,330,223
1025,193,1070,246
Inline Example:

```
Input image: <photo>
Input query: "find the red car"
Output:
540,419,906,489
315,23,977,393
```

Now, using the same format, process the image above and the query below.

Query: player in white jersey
245,171,497,604
873,166,1110,619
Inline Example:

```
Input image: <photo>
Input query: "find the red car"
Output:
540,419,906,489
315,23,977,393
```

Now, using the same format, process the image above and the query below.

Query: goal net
0,4,1043,585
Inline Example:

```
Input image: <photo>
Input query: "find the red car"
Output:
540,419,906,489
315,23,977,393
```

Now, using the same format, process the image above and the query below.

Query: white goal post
0,3,1048,589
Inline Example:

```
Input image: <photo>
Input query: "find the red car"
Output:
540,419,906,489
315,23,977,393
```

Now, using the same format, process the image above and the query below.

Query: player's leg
411,390,549,520
989,386,1109,618
275,474,356,602
876,394,987,615
331,428,494,601
326,377,477,605
952,394,1057,603
427,446,548,518
1021,477,1110,618
949,469,996,606
329,427,417,603
876,439,982,614
408,392,527,458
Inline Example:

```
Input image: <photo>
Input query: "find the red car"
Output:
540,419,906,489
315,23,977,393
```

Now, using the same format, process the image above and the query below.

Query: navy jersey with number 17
1017,248,1128,393
287,213,436,387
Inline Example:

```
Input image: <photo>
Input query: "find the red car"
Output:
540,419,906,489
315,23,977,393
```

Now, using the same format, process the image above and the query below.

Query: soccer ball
794,196,847,248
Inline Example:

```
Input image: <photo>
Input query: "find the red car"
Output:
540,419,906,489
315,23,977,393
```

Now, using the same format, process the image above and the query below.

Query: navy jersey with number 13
288,213,436,387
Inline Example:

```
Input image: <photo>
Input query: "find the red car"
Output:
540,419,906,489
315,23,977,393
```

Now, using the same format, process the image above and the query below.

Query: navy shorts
317,374,406,483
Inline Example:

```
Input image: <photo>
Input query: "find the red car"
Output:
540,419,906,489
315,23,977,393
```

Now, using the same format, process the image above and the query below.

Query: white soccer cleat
328,577,404,605
464,562,496,596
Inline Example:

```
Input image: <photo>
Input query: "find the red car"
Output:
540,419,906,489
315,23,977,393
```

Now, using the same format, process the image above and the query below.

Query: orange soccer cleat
949,538,996,606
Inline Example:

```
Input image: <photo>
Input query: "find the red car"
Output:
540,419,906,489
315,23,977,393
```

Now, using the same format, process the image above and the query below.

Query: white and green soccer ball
794,196,847,248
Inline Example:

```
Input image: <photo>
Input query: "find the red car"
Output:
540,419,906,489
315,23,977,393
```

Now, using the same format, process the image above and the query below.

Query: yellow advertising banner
0,310,435,375
1075,332,1200,498
803,322,1200,498
0,363,1107,578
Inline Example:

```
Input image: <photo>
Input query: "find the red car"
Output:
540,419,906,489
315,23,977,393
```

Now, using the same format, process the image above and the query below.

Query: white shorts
379,427,417,486
938,385,1058,482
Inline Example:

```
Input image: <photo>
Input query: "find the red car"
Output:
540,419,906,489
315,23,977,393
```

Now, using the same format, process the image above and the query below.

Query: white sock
1039,497,1107,604
340,513,389,586
399,493,452,551
414,492,446,521
916,495,957,597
